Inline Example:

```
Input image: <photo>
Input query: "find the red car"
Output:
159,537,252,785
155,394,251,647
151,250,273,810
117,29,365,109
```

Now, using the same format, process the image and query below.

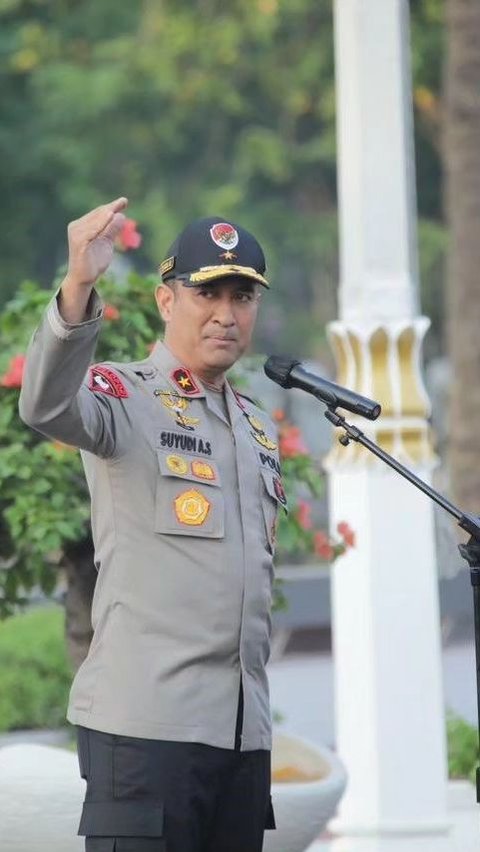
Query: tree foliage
0,0,447,358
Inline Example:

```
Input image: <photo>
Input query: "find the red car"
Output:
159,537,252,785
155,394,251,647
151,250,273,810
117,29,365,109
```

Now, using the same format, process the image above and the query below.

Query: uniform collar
148,340,207,398
148,341,246,422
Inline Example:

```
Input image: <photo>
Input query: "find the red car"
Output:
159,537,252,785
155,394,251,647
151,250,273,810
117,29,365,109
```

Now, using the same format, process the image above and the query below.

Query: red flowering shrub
273,409,355,565
0,222,165,618
116,218,142,250
279,425,309,458
0,354,25,388
103,304,121,321
296,499,312,531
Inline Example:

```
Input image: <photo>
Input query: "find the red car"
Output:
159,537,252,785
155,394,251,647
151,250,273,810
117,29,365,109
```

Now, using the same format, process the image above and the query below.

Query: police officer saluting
19,197,286,852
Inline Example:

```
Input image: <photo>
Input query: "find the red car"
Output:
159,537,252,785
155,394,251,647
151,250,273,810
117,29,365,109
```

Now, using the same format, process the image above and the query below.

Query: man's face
155,277,261,377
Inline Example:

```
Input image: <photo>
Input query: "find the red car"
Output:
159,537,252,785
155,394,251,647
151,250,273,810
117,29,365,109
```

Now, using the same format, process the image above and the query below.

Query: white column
327,0,450,847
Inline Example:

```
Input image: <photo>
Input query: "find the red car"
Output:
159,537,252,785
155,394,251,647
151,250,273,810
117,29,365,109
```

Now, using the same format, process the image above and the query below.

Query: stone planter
0,735,347,852
264,731,347,852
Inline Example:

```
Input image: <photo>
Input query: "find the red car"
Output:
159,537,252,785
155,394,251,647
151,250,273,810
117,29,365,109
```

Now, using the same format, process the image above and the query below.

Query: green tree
0,0,448,360
444,0,480,510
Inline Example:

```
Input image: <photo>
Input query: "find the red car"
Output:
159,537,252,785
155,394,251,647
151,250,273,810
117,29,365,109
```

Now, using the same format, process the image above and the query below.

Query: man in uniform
19,197,286,852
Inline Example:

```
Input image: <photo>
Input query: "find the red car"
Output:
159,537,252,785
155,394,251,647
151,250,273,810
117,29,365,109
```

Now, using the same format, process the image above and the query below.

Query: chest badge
166,454,189,475
154,390,200,431
174,489,211,526
247,414,278,451
191,460,216,481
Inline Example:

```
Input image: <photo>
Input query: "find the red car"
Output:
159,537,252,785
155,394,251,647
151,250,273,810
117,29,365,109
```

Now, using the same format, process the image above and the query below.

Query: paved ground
1,632,478,850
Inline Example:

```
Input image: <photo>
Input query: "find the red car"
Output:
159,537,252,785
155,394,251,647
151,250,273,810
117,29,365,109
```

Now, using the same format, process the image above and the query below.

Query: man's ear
155,283,175,323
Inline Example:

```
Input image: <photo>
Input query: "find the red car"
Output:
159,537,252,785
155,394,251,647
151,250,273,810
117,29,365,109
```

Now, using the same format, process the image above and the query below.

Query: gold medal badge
191,460,216,481
174,489,210,526
166,454,188,475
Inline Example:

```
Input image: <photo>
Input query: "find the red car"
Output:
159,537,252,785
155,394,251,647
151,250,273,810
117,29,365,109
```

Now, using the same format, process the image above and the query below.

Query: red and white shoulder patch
88,365,129,399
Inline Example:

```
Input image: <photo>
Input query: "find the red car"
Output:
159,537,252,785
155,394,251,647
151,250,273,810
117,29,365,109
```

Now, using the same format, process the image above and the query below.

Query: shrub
446,711,479,785
0,604,73,731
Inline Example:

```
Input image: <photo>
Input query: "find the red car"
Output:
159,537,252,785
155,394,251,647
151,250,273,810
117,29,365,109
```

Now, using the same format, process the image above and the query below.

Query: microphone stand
324,406,480,805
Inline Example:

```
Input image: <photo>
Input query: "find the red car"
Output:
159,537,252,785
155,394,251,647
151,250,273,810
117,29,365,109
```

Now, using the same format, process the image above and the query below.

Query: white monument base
328,464,449,837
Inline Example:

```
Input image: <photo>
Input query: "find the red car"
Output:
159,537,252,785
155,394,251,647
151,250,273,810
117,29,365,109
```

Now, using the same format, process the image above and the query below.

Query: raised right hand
65,197,129,287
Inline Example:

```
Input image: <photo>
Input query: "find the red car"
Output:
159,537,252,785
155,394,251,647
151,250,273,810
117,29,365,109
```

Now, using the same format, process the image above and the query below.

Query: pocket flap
157,451,221,487
260,468,288,513
78,800,164,837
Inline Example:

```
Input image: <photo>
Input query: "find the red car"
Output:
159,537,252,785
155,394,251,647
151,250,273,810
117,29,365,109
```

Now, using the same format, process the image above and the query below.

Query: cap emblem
210,222,239,250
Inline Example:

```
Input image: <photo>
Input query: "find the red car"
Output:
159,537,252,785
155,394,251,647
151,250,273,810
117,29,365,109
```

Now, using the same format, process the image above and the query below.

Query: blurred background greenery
0,0,445,362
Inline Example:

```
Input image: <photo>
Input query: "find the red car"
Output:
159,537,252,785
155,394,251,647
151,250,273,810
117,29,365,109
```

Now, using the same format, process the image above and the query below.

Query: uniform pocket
155,453,224,539
86,839,166,852
86,839,116,852
78,800,164,838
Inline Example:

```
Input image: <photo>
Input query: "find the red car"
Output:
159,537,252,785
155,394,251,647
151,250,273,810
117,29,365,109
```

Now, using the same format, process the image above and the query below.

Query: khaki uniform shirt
19,290,286,751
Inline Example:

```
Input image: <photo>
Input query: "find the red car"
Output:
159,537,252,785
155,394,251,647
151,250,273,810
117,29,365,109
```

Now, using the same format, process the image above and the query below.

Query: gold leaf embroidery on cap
189,265,268,287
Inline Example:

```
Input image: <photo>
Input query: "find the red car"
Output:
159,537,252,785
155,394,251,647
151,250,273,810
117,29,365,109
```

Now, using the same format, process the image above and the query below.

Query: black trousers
75,686,275,852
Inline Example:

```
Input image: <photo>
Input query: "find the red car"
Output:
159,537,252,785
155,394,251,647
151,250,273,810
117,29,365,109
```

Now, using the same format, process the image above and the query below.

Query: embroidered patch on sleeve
88,366,129,398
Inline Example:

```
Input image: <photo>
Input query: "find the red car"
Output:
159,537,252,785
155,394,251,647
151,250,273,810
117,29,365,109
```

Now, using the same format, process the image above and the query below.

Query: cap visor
182,265,269,289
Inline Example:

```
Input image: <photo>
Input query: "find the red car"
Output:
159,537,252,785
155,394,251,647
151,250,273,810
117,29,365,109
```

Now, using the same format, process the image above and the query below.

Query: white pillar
327,0,450,846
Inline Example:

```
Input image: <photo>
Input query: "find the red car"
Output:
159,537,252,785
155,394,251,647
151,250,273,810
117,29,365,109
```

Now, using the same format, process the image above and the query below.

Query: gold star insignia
178,375,192,389
220,250,237,261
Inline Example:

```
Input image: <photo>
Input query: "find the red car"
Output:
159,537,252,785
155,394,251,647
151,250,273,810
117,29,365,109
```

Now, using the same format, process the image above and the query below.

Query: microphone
264,355,381,421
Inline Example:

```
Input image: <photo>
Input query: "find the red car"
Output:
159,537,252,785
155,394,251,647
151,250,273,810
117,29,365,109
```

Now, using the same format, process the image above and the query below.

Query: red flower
116,218,142,250
296,499,312,530
279,425,308,458
1,354,25,388
337,521,356,548
313,531,334,561
104,304,120,321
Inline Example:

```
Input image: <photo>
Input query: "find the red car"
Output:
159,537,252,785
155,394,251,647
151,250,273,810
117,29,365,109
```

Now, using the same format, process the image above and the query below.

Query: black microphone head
264,355,301,388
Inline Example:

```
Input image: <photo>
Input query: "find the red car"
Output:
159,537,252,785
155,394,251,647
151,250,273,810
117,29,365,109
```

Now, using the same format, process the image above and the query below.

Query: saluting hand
58,197,128,324
65,197,128,288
